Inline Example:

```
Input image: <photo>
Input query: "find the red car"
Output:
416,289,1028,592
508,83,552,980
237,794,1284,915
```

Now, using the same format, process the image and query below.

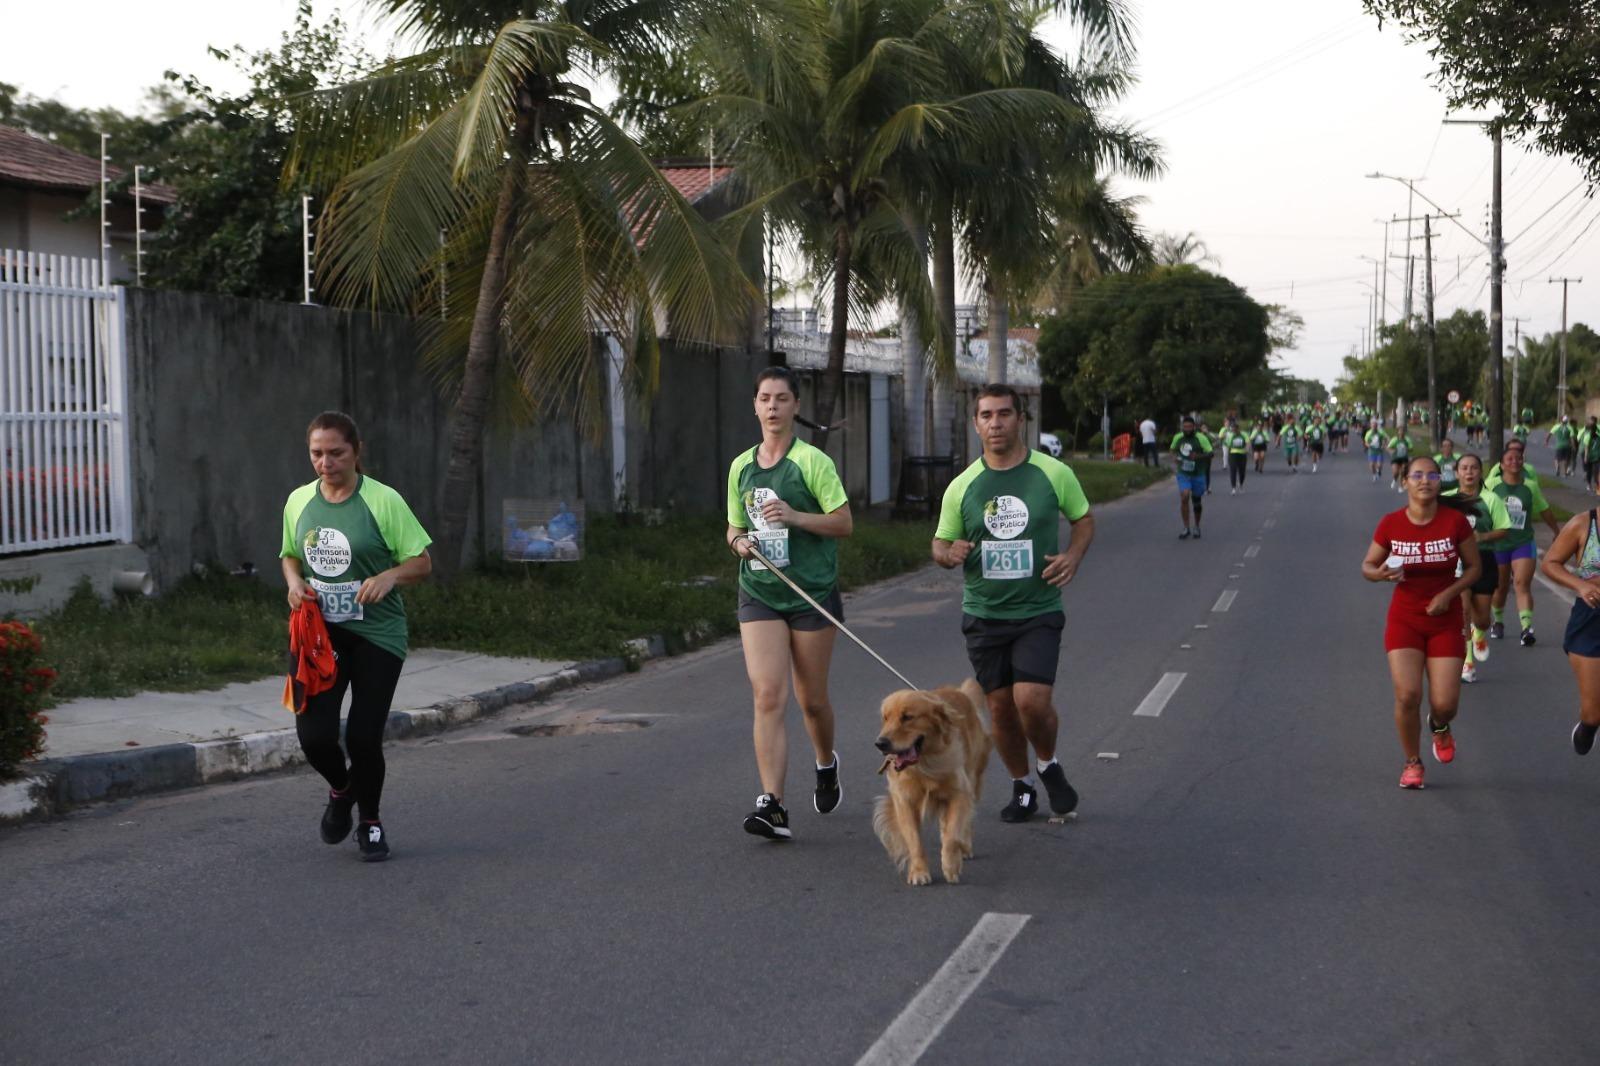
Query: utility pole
1424,215,1439,448
1373,219,1391,329
1490,125,1505,451
1508,316,1531,420
1550,277,1583,420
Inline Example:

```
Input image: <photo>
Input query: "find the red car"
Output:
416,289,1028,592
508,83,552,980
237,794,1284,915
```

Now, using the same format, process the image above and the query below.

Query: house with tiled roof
0,125,175,282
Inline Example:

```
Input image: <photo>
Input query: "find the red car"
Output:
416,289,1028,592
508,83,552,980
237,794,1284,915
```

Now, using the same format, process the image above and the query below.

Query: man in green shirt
934,383,1095,823
1278,420,1301,474
1387,430,1412,492
1169,414,1214,537
1580,416,1600,492
1547,415,1576,477
1488,445,1561,645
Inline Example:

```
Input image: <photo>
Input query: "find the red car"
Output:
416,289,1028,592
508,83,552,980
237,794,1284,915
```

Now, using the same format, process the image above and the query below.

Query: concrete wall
121,288,613,592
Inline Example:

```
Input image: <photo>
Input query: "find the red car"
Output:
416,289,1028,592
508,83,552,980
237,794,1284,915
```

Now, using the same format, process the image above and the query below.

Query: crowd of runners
273,379,1600,859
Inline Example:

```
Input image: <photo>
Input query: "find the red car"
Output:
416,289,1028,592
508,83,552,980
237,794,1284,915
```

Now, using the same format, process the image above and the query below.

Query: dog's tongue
894,750,920,771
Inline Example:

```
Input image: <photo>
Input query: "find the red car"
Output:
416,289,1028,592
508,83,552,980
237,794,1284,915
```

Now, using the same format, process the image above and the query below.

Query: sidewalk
1,636,691,824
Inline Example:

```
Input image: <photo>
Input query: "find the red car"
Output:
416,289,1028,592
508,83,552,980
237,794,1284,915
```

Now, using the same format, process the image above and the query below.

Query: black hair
1453,451,1482,471
975,383,1027,419
1405,455,1440,475
306,410,364,473
753,366,832,433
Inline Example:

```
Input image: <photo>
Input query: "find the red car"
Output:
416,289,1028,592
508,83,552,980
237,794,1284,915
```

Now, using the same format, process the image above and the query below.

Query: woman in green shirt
281,412,433,861
1442,453,1510,683
726,368,853,840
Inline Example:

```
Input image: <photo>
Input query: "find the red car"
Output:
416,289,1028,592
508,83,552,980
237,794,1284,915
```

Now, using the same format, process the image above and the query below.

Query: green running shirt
936,452,1091,620
1224,430,1249,454
1168,432,1214,473
726,437,849,613
281,475,433,661
1489,478,1549,549
1552,423,1574,447
1388,434,1410,460
1443,488,1511,535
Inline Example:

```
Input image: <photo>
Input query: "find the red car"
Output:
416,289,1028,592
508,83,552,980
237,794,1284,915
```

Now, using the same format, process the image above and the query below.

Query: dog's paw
906,863,932,886
941,863,962,884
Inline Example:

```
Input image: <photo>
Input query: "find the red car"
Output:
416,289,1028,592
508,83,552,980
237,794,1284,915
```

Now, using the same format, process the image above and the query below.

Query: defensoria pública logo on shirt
982,495,1029,539
303,527,353,577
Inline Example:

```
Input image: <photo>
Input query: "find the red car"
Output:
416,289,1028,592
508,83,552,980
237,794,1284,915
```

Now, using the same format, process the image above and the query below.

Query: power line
1508,181,1587,244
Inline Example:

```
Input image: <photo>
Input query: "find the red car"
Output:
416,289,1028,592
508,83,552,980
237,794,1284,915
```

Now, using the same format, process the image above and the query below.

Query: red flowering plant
0,620,54,775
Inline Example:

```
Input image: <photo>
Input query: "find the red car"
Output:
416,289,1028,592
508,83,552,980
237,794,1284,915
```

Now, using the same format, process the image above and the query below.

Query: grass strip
26,458,1164,701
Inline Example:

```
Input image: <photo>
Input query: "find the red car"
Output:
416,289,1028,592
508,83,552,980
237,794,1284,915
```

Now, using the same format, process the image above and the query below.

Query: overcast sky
5,0,1596,394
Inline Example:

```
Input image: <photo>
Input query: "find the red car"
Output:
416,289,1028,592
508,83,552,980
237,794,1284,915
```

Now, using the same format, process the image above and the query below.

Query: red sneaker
1399,761,1425,789
1431,723,1456,764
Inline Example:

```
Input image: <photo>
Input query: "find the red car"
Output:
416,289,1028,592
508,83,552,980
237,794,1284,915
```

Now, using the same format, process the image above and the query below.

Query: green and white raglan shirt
1489,477,1549,551
1250,426,1269,449
1168,431,1214,474
1224,429,1249,455
1443,487,1511,537
726,437,849,613
936,452,1091,620
1552,422,1574,449
1280,425,1300,450
1388,433,1410,461
280,475,433,661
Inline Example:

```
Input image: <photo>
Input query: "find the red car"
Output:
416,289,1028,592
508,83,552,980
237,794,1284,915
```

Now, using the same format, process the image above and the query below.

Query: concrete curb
0,630,704,826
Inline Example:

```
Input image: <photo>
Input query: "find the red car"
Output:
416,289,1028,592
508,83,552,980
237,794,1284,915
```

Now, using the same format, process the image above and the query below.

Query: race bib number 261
981,539,1034,580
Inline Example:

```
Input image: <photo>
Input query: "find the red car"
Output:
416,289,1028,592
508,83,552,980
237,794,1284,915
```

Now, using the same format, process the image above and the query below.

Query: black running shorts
737,586,842,631
961,611,1065,693
1469,558,1499,596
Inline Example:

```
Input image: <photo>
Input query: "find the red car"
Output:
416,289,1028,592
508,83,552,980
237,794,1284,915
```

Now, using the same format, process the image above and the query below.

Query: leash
732,533,921,692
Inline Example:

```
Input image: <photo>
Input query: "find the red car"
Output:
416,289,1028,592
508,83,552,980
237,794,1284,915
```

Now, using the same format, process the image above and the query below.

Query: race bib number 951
981,539,1034,580
311,578,365,623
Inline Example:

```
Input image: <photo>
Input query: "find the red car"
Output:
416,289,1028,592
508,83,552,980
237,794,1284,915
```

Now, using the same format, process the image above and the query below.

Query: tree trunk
433,112,532,577
812,220,852,452
986,276,1008,383
898,209,929,458
930,207,958,455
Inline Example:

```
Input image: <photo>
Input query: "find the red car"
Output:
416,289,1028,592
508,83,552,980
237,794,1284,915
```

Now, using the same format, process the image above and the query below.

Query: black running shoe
1038,762,1079,815
814,753,842,814
1490,621,1505,640
1575,722,1597,756
1000,780,1038,823
1178,529,1191,540
743,793,792,839
1193,528,1202,540
356,821,390,862
320,789,356,844
1520,626,1537,646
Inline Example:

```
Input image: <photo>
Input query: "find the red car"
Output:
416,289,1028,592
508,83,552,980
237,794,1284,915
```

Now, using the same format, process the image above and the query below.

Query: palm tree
1153,230,1218,267
288,1,755,574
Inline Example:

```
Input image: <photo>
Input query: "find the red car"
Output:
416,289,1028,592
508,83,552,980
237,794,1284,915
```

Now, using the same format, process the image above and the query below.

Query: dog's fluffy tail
873,796,910,873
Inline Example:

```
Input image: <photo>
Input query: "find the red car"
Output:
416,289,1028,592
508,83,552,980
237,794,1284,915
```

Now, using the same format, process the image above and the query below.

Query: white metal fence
0,250,131,555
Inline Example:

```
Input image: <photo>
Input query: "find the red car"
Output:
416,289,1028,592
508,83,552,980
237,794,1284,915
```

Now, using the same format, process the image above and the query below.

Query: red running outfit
1372,507,1475,657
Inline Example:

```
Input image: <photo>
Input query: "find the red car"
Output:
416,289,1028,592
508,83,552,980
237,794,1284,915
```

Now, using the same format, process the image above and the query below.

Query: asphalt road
6,439,1600,1065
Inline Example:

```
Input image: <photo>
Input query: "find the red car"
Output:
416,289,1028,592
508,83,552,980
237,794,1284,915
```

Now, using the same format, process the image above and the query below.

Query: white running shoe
1472,628,1490,662
1461,662,1476,683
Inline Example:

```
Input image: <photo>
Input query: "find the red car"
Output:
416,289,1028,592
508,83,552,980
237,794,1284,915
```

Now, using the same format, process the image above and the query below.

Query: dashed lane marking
1244,544,1260,558
1212,589,1238,612
855,913,1031,1066
1134,672,1187,717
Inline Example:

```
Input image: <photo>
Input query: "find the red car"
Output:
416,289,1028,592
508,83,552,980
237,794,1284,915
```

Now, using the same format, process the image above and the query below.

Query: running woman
1488,444,1561,645
1250,420,1270,474
1547,415,1576,478
1539,509,1600,754
1306,419,1326,473
1442,453,1510,683
1485,437,1542,488
1388,427,1412,491
1365,424,1386,482
1170,414,1212,539
1513,416,1533,443
727,367,852,841
934,383,1095,822
1279,419,1301,473
1223,419,1250,494
1434,438,1458,489
1581,416,1600,492
1362,456,1481,789
282,412,433,861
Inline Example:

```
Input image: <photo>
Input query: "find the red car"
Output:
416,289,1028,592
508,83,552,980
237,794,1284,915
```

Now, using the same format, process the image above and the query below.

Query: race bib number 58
311,578,365,623
981,539,1034,580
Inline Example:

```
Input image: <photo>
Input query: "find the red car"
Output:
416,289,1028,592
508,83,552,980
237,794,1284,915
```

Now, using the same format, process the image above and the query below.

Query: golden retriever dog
872,679,992,886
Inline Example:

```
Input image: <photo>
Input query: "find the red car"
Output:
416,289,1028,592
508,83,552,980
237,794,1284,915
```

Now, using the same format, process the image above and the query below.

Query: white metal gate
0,250,131,554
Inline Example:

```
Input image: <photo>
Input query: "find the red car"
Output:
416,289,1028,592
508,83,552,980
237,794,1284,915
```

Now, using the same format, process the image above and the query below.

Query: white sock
1037,757,1057,775
1013,775,1032,785
816,752,837,771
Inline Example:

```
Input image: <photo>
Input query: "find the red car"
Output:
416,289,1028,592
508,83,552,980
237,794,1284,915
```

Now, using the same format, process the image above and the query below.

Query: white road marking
1244,544,1260,558
1537,571,1576,606
1134,672,1187,717
855,912,1030,1066
1212,589,1238,612
1263,517,1277,529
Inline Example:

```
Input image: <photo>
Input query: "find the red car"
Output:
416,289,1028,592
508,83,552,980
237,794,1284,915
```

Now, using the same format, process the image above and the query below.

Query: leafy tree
1336,308,1487,411
1363,0,1600,183
289,0,755,574
1152,230,1217,267
1036,265,1272,427
1512,322,1600,420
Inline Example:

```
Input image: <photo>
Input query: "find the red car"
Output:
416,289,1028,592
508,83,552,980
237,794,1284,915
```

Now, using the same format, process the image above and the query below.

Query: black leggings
296,625,404,822
1229,453,1247,487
